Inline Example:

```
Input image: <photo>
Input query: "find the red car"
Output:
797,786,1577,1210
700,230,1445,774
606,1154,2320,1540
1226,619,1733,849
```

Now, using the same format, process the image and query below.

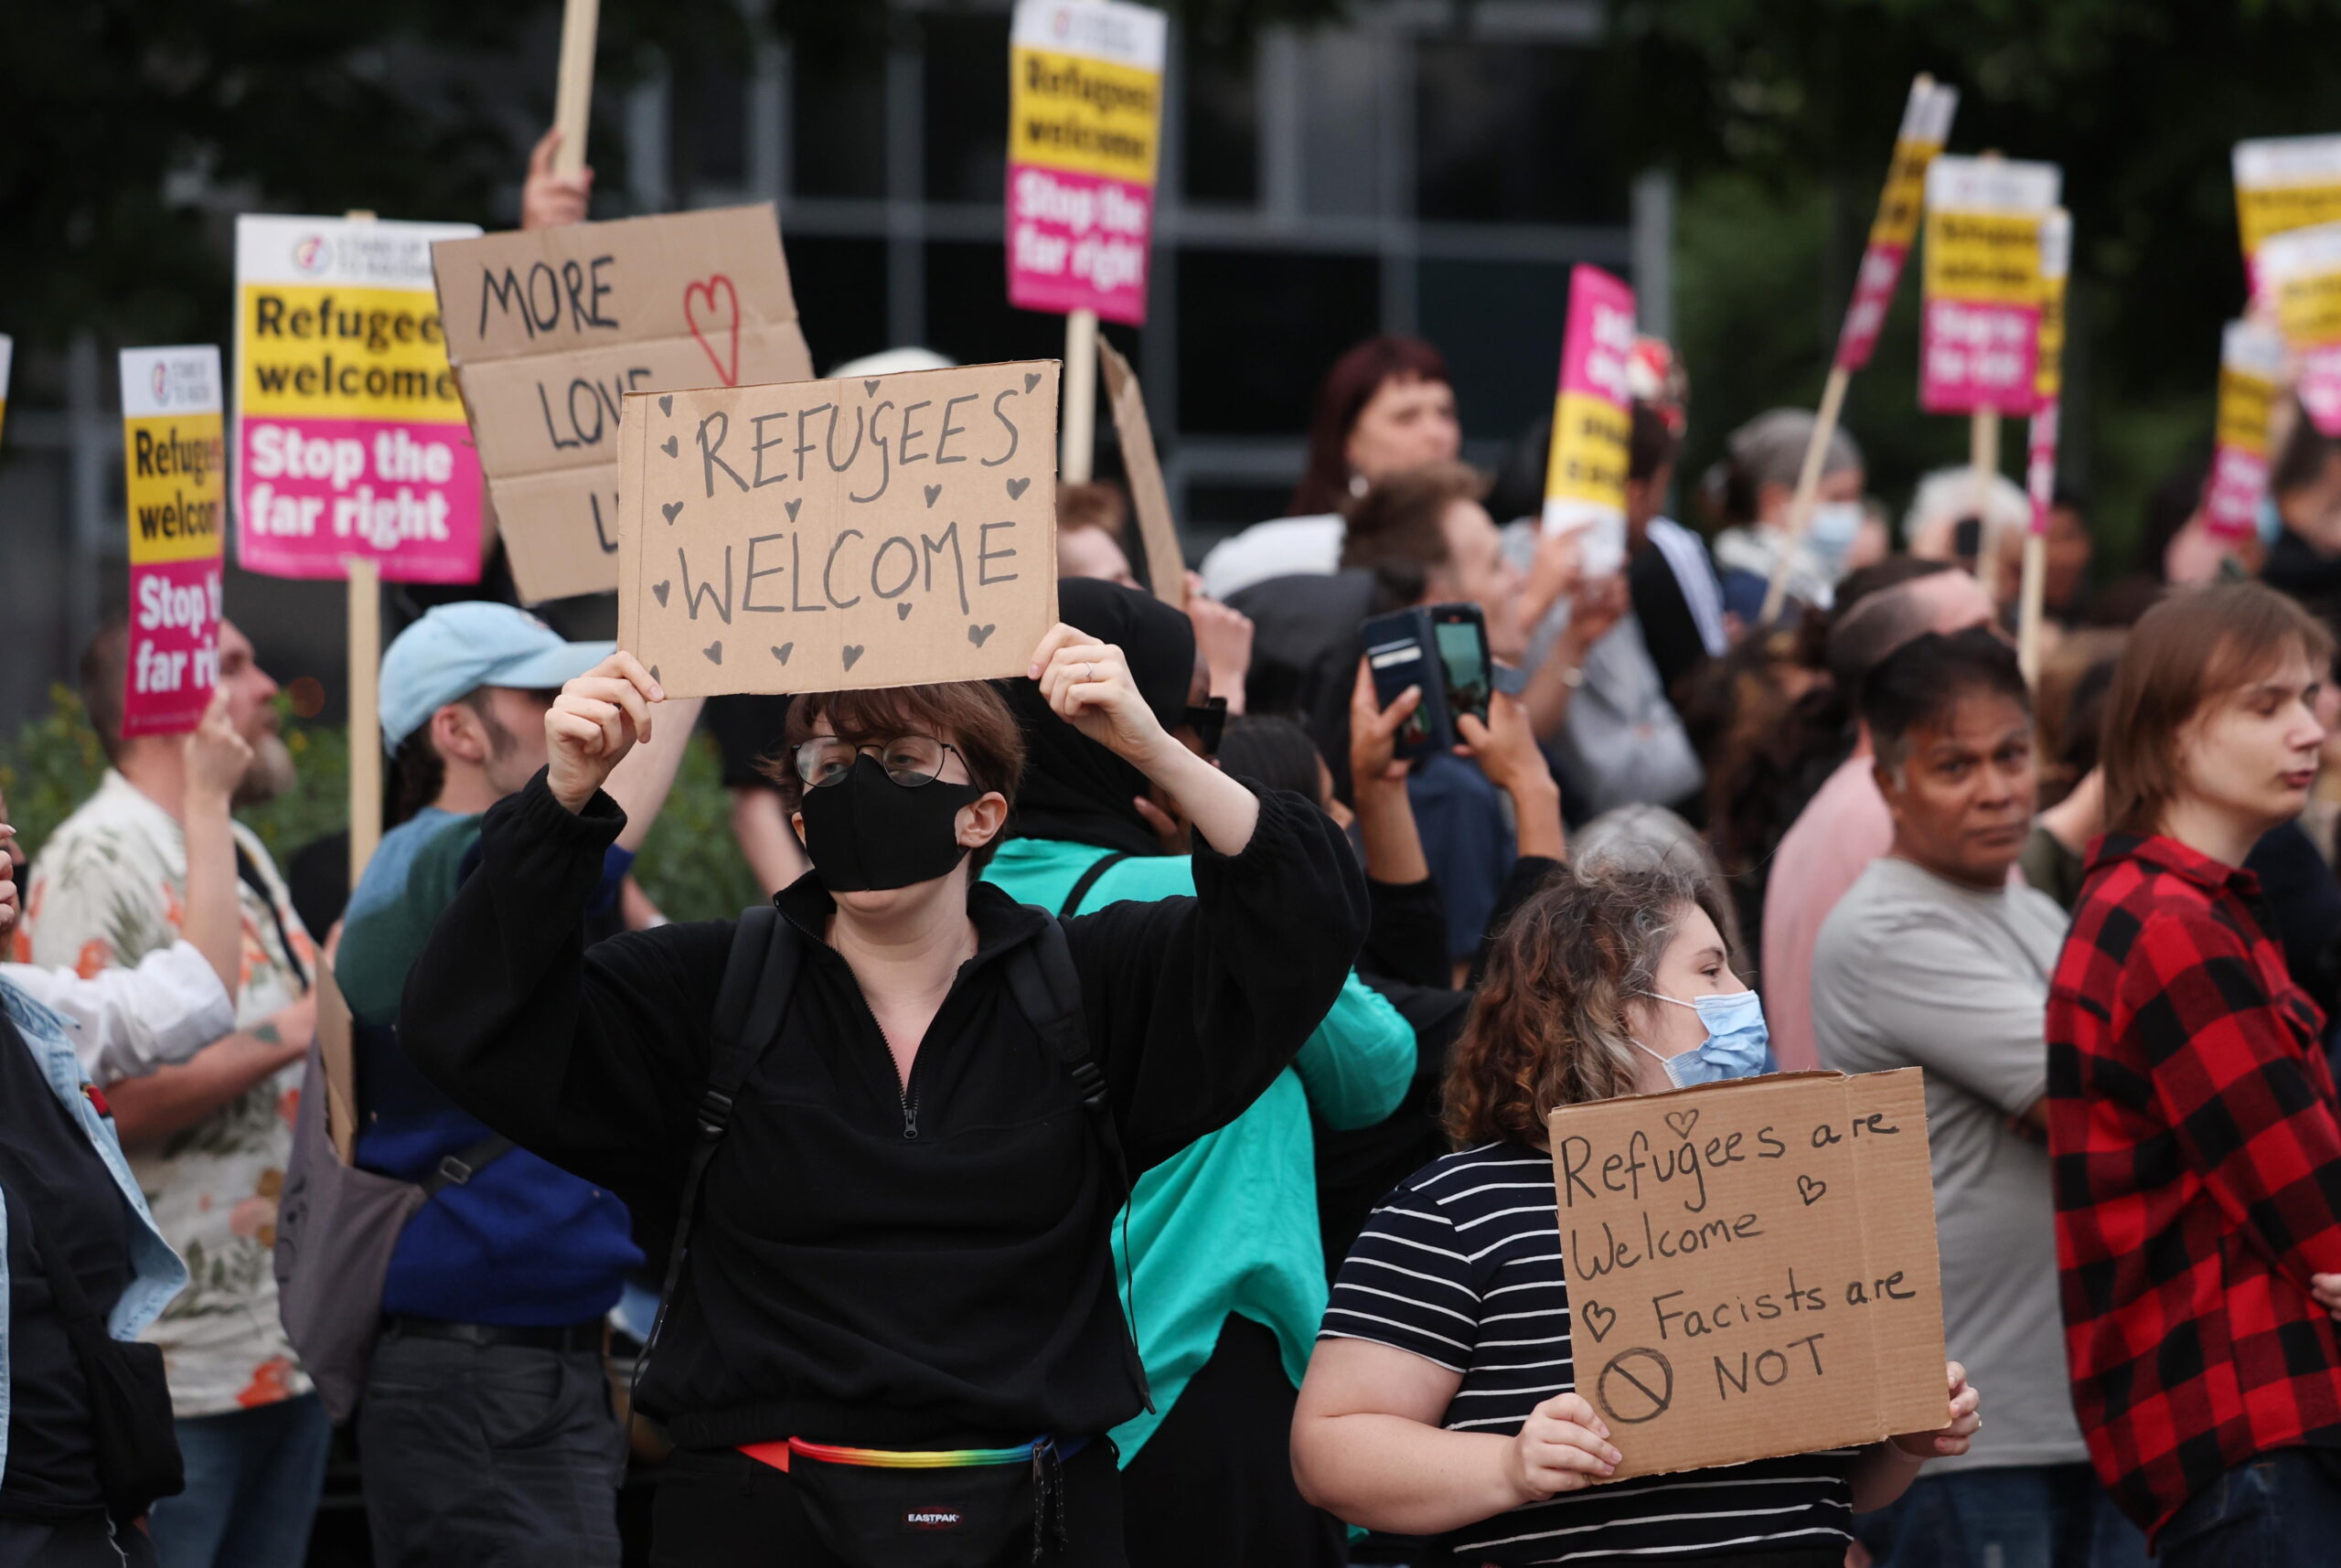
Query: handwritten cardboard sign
1919,156,2062,416
2259,221,2341,438
235,214,485,584
2207,319,2289,541
1541,264,1637,576
2236,135,2341,292
615,361,1061,698
1006,0,1167,325
1835,78,1959,372
432,204,814,603
1547,1069,1945,1479
120,347,227,738
1096,339,1182,606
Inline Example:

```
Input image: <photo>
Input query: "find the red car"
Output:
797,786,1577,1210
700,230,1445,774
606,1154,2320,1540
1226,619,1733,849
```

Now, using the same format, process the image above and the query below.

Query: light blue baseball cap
379,602,613,750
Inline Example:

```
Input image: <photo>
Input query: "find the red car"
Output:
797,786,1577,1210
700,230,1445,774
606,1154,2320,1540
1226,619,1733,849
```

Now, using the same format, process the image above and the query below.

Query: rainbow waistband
740,1436,1084,1474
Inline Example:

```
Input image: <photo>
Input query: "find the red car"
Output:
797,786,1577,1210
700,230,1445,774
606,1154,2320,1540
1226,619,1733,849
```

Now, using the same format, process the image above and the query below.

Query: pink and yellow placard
234,214,483,583
2260,221,2341,439
1005,0,1166,325
2235,135,2341,293
1835,79,1958,372
120,346,226,738
1919,156,2062,416
2205,319,2287,542
1540,264,1638,576
2025,210,2071,535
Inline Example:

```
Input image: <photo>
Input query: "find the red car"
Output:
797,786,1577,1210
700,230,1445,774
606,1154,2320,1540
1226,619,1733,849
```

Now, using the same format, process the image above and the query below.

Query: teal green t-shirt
982,837,1414,1462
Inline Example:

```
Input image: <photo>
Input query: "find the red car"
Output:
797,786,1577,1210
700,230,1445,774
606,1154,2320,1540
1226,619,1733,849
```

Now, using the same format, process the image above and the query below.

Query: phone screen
1366,638,1435,747
1435,618,1490,727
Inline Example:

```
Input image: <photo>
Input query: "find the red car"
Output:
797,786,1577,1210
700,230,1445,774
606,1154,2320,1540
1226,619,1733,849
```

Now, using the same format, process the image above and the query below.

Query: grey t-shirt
1812,855,2086,1474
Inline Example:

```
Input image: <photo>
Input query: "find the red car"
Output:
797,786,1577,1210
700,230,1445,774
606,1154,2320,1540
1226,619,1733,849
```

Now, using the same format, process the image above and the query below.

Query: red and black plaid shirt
2047,831,2341,1540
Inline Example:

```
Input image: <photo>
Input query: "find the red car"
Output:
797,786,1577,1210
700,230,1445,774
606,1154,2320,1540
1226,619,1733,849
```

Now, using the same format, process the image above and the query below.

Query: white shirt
1,941,234,1082
1197,514,1346,600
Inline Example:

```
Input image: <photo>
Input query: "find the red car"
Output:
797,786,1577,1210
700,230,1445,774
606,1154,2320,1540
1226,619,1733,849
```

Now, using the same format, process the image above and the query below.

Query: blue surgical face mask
2257,492,2286,549
1632,988,1770,1089
1806,502,1865,575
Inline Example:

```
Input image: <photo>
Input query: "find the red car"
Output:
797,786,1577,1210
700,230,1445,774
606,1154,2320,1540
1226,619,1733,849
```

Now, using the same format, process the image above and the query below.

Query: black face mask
796,753,987,892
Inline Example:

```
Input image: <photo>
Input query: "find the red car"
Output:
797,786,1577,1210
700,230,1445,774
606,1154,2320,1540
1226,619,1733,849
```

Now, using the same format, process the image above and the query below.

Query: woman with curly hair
1290,860,1982,1567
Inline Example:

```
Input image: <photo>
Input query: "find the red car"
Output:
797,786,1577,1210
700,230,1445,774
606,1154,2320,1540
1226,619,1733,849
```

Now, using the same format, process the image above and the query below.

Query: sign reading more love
1546,1070,1945,1479
431,204,813,603
616,361,1062,697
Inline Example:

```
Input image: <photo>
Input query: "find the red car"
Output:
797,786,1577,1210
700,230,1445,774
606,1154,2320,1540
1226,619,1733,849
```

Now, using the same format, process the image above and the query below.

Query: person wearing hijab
983,579,1415,1568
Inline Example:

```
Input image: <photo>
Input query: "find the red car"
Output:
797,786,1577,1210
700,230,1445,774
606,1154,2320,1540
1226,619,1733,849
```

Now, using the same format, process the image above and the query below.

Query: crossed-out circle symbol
1596,1348,1675,1425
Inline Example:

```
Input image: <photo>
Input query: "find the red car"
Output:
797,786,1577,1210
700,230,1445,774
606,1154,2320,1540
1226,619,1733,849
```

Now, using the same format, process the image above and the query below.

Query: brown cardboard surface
616,361,1061,697
1096,339,1183,607
1545,1069,1945,1479
431,205,813,603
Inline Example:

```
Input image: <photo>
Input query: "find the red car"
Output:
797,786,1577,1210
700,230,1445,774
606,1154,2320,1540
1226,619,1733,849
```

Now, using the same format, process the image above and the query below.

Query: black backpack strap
1058,851,1134,918
1002,922,1154,1412
633,904,798,1413
419,1134,517,1198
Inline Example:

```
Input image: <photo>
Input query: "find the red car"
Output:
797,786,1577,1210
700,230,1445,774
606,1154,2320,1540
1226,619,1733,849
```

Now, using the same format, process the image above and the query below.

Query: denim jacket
0,979,187,1493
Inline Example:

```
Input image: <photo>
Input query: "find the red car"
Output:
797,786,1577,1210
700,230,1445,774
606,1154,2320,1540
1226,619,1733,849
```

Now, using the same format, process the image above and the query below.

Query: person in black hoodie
395,627,1366,1568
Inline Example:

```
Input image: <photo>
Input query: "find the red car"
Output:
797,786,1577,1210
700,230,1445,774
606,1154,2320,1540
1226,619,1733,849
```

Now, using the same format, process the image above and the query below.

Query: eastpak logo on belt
903,1506,965,1531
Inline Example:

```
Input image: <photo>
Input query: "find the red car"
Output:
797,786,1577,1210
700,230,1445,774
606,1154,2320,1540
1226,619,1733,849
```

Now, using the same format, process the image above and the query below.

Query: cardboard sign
1547,1070,1945,1480
615,361,1061,698
120,347,227,738
1005,0,1167,325
432,204,814,603
0,334,12,446
1919,156,2062,415
1541,264,1638,576
2236,136,2341,289
2258,221,2341,438
234,215,485,585
1096,339,1182,606
2207,319,2289,541
2026,211,2072,535
1835,79,1959,371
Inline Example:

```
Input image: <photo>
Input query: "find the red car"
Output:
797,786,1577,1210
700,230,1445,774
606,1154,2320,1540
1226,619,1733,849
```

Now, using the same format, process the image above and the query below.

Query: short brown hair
78,618,131,762
1338,461,1490,580
1443,859,1729,1147
763,682,1027,874
1058,481,1128,539
2100,582,2335,837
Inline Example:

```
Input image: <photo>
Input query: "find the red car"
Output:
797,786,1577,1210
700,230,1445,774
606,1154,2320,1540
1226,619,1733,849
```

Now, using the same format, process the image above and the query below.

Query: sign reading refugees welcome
1919,156,2063,416
1541,264,1637,577
120,346,227,737
616,361,1062,697
1547,1070,1945,1479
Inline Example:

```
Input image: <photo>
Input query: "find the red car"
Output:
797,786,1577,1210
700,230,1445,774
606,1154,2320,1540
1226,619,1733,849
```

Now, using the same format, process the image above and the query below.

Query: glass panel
787,237,892,375
792,29,887,199
924,240,1072,369
924,13,1010,203
1183,44,1258,205
1176,249,1379,436
1414,40,1627,225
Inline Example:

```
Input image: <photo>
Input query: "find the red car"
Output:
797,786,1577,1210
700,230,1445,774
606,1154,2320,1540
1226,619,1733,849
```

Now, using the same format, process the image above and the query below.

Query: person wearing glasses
392,624,1368,1566
981,580,1412,1568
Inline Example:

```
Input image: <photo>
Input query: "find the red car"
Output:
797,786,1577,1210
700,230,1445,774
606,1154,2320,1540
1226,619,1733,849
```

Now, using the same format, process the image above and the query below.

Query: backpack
633,900,1151,1425
274,964,515,1423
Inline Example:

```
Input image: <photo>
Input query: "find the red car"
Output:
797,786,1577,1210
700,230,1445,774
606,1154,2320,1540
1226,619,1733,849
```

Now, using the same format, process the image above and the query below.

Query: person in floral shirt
21,621,325,1568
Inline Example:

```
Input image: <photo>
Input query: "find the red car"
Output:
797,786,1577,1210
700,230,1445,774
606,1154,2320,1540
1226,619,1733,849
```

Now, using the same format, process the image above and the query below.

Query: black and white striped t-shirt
1321,1141,1858,1566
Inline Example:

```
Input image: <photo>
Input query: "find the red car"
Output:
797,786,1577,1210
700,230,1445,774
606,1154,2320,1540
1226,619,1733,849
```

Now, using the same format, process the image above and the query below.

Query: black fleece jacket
399,770,1366,1452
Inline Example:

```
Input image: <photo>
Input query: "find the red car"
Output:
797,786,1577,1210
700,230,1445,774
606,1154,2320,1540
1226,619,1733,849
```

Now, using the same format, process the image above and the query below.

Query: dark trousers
1857,1461,2147,1568
0,1513,159,1567
1120,1313,1346,1568
357,1332,625,1568
648,1439,1126,1566
2158,1448,2341,1568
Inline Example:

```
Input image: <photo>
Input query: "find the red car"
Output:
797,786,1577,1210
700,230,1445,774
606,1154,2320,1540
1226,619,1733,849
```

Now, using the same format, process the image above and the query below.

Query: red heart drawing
683,274,742,387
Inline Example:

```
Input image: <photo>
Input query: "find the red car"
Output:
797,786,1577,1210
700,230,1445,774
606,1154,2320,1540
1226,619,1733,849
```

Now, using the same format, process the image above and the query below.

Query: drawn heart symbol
785,498,802,522
658,395,673,418
1580,1301,1618,1344
660,435,679,459
896,603,914,621
651,581,671,608
662,501,684,524
1006,477,1031,500
770,644,794,665
863,379,882,397
682,274,743,386
924,485,942,508
841,645,866,670
1797,1175,1828,1207
703,641,724,666
967,624,996,647
648,665,660,685
1023,371,1042,392
1663,1109,1700,1141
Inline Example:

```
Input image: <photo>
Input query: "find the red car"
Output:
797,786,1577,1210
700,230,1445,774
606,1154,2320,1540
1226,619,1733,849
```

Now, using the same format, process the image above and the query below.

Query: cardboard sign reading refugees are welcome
432,205,814,603
615,361,1061,697
1547,1069,1945,1480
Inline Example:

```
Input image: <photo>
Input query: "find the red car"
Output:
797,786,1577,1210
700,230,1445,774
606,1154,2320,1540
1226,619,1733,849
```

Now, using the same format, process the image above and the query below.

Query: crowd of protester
13,132,2341,1568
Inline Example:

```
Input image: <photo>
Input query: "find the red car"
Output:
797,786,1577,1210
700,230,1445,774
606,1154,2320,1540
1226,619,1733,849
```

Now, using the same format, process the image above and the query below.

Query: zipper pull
901,1100,920,1141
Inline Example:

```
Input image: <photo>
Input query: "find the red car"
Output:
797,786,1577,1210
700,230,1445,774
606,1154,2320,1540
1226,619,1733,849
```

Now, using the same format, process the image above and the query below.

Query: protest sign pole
1758,364,1851,624
1971,403,2002,585
552,0,599,176
1061,308,1097,484
2015,523,2047,684
338,209,386,888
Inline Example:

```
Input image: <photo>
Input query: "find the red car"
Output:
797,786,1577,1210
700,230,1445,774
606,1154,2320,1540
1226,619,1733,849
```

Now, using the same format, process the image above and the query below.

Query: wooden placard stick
1061,307,1098,484
552,0,600,176
1758,364,1852,624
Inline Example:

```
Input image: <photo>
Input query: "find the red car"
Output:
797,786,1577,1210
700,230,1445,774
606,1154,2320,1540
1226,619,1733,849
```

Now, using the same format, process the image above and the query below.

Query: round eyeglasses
794,735,965,789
